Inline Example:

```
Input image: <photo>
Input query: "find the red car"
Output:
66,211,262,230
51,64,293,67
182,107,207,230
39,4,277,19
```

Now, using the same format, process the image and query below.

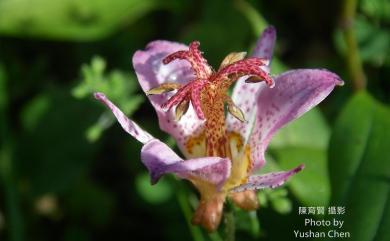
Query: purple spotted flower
94,26,343,231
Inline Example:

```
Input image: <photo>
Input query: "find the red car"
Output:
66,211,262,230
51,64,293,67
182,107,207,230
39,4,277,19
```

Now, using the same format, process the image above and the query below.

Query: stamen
225,96,246,122
218,52,247,70
175,98,190,121
161,82,192,111
146,83,182,95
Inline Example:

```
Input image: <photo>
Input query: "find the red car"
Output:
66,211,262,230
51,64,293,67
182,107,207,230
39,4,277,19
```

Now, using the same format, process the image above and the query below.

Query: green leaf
270,108,330,149
135,172,173,204
234,209,260,237
270,198,292,214
20,94,51,132
335,17,390,67
274,147,330,206
328,92,390,241
17,88,98,195
266,108,331,206
0,64,7,112
64,179,115,227
73,56,144,142
0,0,160,41
234,0,267,37
360,0,390,21
356,17,390,67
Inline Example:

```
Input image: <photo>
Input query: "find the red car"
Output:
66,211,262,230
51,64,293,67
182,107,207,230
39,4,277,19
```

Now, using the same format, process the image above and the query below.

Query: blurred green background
0,0,389,240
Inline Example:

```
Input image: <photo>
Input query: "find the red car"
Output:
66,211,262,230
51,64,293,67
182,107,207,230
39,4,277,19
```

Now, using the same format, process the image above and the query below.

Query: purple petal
226,26,277,140
133,40,205,157
141,139,231,189
249,69,343,171
253,26,277,60
231,164,304,192
94,92,153,144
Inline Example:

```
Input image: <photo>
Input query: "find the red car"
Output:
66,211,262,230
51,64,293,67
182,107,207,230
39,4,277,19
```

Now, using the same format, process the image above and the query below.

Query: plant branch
224,204,235,241
0,66,24,241
341,0,366,91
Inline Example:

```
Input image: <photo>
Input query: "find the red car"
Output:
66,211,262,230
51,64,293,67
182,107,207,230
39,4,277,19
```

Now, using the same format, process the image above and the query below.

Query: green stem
224,205,235,241
341,0,366,91
175,181,205,241
0,65,24,241
234,0,267,36
0,144,23,241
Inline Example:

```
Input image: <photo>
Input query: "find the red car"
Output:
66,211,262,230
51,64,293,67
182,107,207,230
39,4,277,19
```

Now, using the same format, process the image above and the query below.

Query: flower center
147,41,273,159
186,130,253,192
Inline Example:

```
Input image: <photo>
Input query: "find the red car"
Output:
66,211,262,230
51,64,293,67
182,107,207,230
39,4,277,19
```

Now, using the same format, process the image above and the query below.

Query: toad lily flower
94,26,343,231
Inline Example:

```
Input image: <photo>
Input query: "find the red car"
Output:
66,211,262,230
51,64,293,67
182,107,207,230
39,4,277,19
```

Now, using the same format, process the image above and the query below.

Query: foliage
328,92,390,241
72,56,143,142
0,0,389,241
0,0,161,40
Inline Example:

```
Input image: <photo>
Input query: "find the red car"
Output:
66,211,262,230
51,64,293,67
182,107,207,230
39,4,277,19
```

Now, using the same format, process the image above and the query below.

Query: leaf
17,88,99,195
328,92,390,241
360,0,390,21
0,0,160,41
234,0,267,37
270,108,330,150
234,210,260,238
274,147,330,206
356,17,390,67
20,94,51,132
135,172,173,204
267,108,331,206
334,17,390,67
63,179,115,227
73,56,144,142
0,64,7,112
270,197,292,214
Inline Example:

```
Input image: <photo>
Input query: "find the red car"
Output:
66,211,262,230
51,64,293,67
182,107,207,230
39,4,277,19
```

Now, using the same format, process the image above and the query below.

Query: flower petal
133,40,204,157
94,92,153,144
249,69,343,171
227,26,276,139
231,164,304,192
252,25,276,61
141,139,231,189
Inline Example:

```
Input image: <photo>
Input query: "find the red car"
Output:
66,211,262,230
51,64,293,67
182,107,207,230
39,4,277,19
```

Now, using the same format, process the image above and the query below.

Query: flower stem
0,67,24,241
234,0,267,36
224,203,235,241
175,181,205,241
341,0,366,91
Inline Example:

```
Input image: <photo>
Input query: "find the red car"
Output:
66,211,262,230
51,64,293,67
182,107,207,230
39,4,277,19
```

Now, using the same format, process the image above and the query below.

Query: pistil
201,83,230,158
147,41,273,159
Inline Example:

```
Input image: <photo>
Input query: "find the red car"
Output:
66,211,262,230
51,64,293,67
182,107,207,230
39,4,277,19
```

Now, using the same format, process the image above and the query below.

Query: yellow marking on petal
222,132,252,191
189,177,222,200
185,131,206,158
186,130,252,193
